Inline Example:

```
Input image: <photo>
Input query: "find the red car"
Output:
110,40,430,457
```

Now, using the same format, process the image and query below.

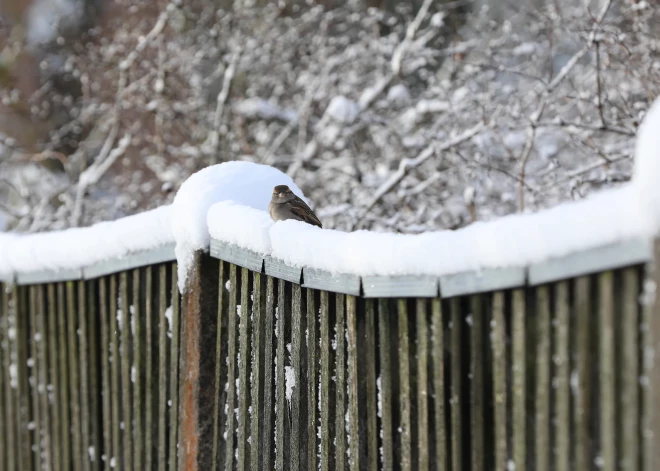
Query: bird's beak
279,192,285,197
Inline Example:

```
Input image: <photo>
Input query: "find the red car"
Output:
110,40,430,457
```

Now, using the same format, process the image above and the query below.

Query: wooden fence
1,236,659,470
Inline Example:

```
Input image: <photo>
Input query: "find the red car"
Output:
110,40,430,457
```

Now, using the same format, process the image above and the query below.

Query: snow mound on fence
207,201,273,255
172,161,303,291
0,205,173,280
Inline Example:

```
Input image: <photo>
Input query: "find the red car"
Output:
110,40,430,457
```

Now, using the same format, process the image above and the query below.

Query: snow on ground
1,97,659,283
0,205,172,280
172,161,302,291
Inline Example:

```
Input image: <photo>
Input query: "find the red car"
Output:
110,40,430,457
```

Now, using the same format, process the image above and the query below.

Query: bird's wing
290,197,323,228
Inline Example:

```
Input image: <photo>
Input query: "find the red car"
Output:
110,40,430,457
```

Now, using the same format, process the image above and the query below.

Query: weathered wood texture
0,250,657,471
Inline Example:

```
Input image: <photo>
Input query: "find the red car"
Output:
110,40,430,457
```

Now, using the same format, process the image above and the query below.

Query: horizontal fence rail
1,238,660,470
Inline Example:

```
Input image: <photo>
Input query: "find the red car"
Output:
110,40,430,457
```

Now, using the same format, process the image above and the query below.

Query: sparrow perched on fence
269,185,323,228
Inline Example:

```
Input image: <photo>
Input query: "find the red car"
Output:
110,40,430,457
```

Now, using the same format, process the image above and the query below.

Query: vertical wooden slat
643,245,660,471
320,290,332,471
365,299,378,471
432,298,447,471
621,268,639,471
0,284,6,471
2,284,16,471
553,281,570,471
99,279,111,468
133,269,143,471
17,287,33,471
262,276,276,471
178,252,220,471
144,267,154,470
450,297,462,471
47,283,61,471
109,275,121,469
347,295,360,471
78,281,90,471
87,281,101,471
120,273,134,470
83,281,102,470
251,273,265,471
398,299,412,471
335,293,347,471
306,288,319,471
378,298,394,471
36,285,52,469
491,291,507,471
470,294,484,471
158,265,168,471
28,286,44,471
67,281,82,471
237,267,251,471
416,298,430,471
511,289,526,471
290,282,303,471
225,264,239,470
573,276,591,471
212,261,227,469
169,264,180,471
275,277,287,470
535,285,551,471
599,271,616,471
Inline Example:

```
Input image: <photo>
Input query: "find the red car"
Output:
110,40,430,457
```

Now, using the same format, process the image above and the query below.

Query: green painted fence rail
1,236,660,470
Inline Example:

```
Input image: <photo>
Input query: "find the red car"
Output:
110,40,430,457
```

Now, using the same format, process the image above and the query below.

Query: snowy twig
517,0,612,211
531,120,634,136
517,125,537,211
354,0,437,112
71,132,131,226
594,40,606,127
119,10,169,72
353,122,485,229
210,44,242,160
392,0,435,75
543,153,630,190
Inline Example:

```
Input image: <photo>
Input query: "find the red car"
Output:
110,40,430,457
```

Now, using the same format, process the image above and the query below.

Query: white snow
0,205,172,280
269,183,644,276
324,96,359,124
285,365,296,402
207,201,273,255
634,97,660,235
234,98,297,123
172,161,303,291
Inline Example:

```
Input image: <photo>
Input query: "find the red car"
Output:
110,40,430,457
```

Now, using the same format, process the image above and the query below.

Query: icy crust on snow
172,161,303,291
0,205,173,280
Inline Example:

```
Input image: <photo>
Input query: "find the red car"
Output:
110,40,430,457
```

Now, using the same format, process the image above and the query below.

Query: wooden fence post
179,251,219,471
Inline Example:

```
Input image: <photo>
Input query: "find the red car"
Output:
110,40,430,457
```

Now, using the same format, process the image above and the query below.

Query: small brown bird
269,185,322,228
